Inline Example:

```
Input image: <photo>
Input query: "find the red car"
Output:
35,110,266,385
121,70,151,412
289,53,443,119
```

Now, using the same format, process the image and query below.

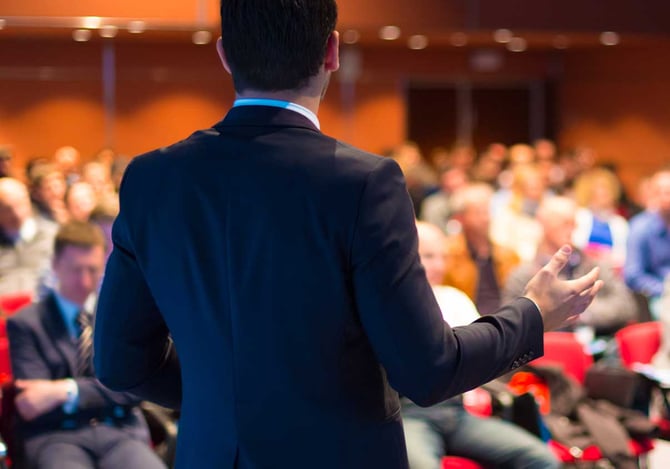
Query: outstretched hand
523,245,604,331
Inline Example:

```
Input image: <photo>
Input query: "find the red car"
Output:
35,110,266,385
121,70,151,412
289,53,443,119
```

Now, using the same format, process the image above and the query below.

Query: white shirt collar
19,218,37,243
233,98,320,130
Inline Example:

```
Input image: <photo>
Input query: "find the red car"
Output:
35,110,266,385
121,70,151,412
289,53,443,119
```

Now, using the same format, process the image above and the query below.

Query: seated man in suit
402,222,559,469
7,221,165,469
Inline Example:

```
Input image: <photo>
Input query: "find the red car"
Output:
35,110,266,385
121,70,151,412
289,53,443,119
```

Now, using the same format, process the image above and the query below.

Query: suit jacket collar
40,292,78,375
214,105,321,134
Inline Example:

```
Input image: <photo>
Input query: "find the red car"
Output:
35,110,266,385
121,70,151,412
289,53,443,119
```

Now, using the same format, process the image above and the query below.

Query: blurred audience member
504,196,636,337
0,145,15,178
490,164,546,262
0,178,57,296
448,143,476,174
572,167,629,272
391,141,439,214
90,194,120,262
29,163,70,226
53,146,81,186
7,221,165,469
624,167,670,318
94,147,116,168
419,165,469,233
402,221,559,469
534,139,564,193
110,156,130,193
65,182,97,222
471,143,506,188
443,183,520,315
81,161,115,201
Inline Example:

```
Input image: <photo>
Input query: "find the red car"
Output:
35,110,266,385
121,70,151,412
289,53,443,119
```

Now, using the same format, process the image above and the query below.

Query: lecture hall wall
1,0,670,192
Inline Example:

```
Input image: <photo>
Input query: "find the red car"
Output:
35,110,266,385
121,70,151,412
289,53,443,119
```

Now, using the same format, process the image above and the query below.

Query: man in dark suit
7,221,165,469
93,1,602,468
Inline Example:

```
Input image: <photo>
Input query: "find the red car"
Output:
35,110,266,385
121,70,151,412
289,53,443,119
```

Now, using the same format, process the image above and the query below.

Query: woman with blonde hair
572,167,628,272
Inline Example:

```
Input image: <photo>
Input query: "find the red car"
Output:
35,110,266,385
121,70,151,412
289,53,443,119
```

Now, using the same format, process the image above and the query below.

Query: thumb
543,245,572,276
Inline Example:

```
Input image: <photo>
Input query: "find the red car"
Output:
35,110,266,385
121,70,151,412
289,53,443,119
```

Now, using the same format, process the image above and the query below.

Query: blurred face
38,172,67,203
0,184,32,236
82,164,111,196
542,208,576,250
67,183,96,222
590,179,616,211
53,245,104,306
417,225,446,286
462,199,490,237
654,172,670,217
441,168,467,194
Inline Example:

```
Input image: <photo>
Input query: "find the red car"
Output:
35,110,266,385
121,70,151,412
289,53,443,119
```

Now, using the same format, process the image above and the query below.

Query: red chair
0,293,32,317
532,331,593,384
441,456,484,469
534,331,653,465
0,339,11,385
615,321,662,368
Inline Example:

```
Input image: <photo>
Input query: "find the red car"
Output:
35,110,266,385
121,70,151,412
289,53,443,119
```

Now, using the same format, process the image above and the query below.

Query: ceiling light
493,29,513,44
342,29,360,45
379,25,401,41
506,37,527,52
450,32,468,47
99,25,118,38
192,30,212,45
552,35,569,49
127,20,146,34
72,29,92,42
408,35,428,50
82,16,102,29
600,31,620,46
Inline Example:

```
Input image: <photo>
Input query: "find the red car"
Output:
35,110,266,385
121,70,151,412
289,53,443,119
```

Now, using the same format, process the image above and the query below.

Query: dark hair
220,0,337,92
54,221,106,260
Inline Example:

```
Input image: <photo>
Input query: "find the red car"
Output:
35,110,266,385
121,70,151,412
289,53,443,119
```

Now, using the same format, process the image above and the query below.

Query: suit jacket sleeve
7,314,140,427
350,158,543,407
93,161,181,409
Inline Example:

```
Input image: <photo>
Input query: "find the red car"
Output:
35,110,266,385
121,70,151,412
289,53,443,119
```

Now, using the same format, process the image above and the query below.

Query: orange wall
2,37,670,193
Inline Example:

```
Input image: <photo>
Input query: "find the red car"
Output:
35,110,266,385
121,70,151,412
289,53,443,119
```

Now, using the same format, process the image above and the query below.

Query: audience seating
441,456,484,469
532,331,654,466
616,321,663,368
0,294,32,317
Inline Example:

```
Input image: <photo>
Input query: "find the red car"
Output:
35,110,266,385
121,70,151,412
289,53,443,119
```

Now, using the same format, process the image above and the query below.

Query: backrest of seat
532,332,593,384
615,321,662,368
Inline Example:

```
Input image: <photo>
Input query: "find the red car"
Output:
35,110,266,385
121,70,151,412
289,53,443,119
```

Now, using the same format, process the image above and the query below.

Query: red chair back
0,338,11,384
532,332,593,384
0,293,32,316
615,321,662,368
442,456,484,469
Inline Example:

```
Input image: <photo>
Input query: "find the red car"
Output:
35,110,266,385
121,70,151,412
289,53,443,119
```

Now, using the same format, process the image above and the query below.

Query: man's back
95,106,546,468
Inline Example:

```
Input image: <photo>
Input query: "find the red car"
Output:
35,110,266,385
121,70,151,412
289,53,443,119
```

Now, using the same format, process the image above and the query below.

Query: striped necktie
76,309,93,377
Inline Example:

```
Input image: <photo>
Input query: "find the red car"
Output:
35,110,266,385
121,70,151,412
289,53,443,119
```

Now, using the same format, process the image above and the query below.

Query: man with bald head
504,196,636,337
0,178,57,296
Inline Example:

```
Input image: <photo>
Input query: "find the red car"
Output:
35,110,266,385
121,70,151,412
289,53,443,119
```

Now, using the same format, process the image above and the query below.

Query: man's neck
235,90,321,117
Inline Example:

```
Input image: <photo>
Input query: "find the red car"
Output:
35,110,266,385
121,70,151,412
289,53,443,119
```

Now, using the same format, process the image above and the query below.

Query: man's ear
324,31,340,72
216,37,232,75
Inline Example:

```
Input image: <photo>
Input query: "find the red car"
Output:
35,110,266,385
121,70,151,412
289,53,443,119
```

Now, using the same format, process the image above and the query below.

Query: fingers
565,266,601,294
14,379,27,390
542,245,573,276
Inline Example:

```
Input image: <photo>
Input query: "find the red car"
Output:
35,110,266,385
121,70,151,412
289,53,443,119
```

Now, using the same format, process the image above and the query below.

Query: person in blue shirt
624,167,670,317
